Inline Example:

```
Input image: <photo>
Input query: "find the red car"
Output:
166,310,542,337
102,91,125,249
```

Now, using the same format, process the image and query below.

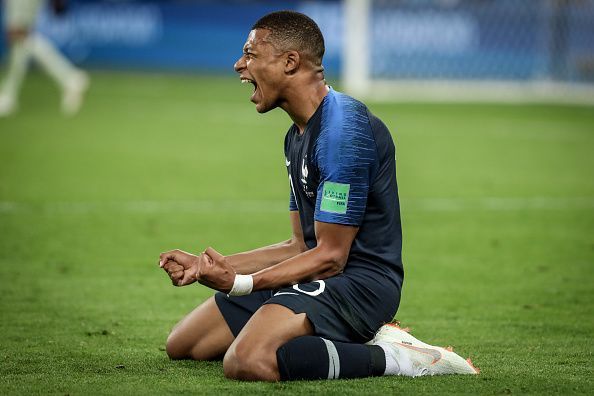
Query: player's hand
161,259,185,286
159,249,199,286
197,247,236,293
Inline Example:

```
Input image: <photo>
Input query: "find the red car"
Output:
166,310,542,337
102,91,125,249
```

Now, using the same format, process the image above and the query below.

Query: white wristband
228,274,254,296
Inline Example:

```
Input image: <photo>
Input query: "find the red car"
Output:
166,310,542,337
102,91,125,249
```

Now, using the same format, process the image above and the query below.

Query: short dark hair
252,10,325,66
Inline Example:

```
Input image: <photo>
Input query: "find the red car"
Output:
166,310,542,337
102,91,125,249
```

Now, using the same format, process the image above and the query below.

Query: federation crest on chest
300,155,315,198
301,156,309,184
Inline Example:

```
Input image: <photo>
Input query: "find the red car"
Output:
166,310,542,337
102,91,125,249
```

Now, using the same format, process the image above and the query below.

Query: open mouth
240,77,258,102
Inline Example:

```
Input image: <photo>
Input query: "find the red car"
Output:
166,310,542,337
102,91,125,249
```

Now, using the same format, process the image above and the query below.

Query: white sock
0,40,31,99
376,341,416,377
27,33,77,89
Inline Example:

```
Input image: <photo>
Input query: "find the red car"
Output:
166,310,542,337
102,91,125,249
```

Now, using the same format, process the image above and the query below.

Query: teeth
241,78,254,84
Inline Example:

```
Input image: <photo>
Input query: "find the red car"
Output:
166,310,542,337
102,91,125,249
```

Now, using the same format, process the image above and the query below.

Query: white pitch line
0,197,593,215
0,200,288,215
404,197,594,212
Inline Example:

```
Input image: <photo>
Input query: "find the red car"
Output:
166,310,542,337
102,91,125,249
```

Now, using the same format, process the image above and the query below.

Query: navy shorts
215,269,401,343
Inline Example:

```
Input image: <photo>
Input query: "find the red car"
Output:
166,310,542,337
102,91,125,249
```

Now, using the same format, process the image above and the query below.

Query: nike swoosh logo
285,159,291,167
397,342,442,365
273,291,299,296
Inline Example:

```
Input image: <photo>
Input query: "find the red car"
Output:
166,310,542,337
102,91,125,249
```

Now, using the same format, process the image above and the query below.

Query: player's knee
165,332,187,360
223,343,277,381
165,332,208,361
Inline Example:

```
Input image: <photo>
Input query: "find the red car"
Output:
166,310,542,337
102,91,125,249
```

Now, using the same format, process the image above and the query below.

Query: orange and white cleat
372,323,480,376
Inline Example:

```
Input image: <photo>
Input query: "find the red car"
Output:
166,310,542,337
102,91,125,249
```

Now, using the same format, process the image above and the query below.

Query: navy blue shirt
284,88,404,287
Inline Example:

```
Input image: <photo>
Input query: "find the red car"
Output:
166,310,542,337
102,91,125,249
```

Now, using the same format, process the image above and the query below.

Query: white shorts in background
4,0,44,30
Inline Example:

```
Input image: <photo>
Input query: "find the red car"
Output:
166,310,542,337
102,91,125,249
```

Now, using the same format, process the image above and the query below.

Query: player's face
234,29,287,113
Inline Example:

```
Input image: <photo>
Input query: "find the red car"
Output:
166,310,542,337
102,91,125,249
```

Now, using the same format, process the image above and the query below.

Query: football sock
28,33,77,89
0,40,30,100
375,341,416,376
276,336,386,380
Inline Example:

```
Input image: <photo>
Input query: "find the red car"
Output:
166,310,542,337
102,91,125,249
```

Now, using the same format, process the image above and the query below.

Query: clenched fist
158,247,236,292
159,249,199,287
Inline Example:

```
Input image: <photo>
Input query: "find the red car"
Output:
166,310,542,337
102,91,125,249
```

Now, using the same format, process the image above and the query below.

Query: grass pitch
0,71,593,394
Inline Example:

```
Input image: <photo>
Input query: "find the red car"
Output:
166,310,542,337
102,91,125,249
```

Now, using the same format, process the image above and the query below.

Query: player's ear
285,51,300,74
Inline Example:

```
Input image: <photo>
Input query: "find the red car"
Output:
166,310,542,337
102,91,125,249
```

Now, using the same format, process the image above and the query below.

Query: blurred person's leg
0,32,29,116
0,0,89,117
27,32,89,115
0,0,41,116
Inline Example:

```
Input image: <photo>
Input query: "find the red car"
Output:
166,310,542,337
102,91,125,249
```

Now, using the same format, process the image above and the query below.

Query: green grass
0,71,593,394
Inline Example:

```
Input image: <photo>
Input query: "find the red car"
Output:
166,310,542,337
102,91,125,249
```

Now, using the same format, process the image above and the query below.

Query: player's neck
282,80,329,134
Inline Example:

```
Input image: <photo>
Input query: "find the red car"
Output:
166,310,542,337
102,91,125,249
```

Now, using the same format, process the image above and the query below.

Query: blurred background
1,0,593,102
0,1,593,394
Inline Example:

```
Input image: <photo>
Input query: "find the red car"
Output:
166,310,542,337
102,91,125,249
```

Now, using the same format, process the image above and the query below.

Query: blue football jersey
284,88,404,286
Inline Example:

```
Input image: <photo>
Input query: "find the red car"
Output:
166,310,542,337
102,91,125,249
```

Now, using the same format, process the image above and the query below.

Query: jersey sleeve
313,96,378,226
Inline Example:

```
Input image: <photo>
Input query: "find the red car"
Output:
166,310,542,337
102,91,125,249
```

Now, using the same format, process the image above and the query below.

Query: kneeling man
158,10,478,381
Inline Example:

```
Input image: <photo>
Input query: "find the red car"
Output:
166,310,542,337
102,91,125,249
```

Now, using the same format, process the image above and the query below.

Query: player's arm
196,220,357,292
158,220,356,291
250,220,357,289
158,211,306,287
225,211,307,274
